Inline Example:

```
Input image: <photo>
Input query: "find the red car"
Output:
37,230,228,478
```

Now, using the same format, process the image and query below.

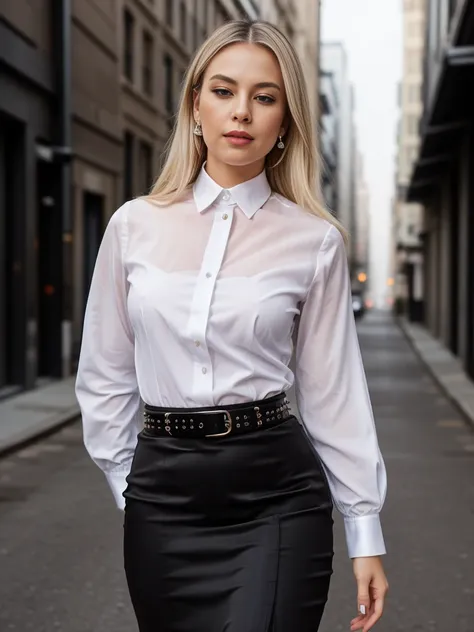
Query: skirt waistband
143,392,292,438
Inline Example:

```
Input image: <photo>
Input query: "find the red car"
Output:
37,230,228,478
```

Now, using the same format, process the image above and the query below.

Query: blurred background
1,1,474,630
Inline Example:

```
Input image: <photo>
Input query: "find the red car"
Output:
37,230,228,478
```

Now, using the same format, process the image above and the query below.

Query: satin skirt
123,415,334,632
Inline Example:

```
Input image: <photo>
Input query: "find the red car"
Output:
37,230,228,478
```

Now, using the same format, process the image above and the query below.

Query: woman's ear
192,88,200,122
280,112,290,137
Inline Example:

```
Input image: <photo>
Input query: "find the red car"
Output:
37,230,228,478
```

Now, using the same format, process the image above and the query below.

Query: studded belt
142,392,292,438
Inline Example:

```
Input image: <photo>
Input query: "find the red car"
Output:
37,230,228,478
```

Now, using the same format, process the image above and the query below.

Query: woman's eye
256,95,276,104
213,88,232,97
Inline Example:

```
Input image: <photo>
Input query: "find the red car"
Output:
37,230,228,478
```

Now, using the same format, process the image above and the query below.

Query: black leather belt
142,392,292,438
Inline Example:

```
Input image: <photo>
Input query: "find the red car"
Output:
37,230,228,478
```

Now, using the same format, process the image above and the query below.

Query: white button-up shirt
75,164,387,558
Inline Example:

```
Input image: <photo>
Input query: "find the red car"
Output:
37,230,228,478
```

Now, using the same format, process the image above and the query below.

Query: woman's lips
224,135,254,146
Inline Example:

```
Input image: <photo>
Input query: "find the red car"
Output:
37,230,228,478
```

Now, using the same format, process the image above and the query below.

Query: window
164,53,174,115
142,31,153,96
124,132,134,200
138,141,153,195
180,1,187,45
123,9,134,81
165,0,173,27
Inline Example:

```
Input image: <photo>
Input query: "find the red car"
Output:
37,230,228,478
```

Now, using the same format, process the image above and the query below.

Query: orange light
387,277,395,286
357,272,367,283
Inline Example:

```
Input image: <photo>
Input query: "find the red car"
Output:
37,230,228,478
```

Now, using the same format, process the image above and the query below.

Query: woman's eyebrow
208,73,281,91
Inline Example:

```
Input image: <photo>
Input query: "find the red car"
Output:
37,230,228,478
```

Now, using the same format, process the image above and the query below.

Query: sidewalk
399,316,474,429
0,376,79,455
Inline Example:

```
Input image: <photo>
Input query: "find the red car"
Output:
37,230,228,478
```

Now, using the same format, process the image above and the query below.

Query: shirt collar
192,162,271,219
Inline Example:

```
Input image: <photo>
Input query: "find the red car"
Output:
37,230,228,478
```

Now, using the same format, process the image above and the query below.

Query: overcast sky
321,0,403,307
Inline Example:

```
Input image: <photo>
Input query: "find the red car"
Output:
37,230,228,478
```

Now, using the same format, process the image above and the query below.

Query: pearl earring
193,121,203,136
277,135,285,149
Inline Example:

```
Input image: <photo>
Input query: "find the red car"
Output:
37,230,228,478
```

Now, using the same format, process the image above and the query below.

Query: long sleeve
295,224,387,558
75,201,141,510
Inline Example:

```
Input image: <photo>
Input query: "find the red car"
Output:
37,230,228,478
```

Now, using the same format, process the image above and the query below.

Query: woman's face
193,43,288,176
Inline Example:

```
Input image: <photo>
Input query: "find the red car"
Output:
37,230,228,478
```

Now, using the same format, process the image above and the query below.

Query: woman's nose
232,103,252,123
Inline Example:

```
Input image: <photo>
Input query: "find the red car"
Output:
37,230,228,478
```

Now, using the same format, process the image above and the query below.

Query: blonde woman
76,19,388,632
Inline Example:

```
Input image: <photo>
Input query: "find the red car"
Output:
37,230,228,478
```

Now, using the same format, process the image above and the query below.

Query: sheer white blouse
75,164,387,559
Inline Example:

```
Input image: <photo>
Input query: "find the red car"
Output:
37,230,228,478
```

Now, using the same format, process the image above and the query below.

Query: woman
76,19,388,632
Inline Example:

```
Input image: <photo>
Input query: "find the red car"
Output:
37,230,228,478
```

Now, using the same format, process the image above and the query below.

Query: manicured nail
359,605,366,615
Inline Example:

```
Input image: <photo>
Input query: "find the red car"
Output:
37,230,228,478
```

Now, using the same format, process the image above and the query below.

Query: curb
396,316,474,431
0,406,80,459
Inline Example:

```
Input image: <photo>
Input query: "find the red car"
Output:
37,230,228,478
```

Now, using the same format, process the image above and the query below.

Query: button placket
187,204,234,397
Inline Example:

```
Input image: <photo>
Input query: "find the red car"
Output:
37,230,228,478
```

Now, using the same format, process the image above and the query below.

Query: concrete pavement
400,316,474,430
0,376,79,456
0,311,474,630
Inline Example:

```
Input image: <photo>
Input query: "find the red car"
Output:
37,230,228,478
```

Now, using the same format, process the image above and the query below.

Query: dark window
138,142,153,195
180,1,187,44
124,131,134,200
143,31,153,96
164,54,174,114
165,0,173,27
83,193,104,312
123,9,134,81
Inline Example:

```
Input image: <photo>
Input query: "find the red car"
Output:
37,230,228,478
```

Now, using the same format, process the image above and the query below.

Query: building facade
0,0,321,399
392,0,427,321
320,42,357,268
319,68,339,214
260,0,321,130
408,0,474,378
0,0,67,396
354,151,370,287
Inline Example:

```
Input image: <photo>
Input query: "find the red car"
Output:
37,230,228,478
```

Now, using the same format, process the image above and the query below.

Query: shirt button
222,213,228,220
222,191,230,201
205,272,212,278
202,367,207,374
194,340,201,347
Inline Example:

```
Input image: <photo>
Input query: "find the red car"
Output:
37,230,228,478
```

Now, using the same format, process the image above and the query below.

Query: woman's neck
204,157,265,189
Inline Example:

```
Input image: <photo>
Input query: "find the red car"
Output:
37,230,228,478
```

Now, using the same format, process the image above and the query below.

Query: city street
1,311,474,631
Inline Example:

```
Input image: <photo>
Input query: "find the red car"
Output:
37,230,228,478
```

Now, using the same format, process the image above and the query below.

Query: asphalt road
1,311,474,631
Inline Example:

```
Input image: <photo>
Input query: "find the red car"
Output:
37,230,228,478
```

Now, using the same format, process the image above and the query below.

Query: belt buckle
200,410,233,438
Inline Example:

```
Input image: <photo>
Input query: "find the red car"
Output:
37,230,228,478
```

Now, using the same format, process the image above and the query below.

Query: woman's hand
350,556,389,632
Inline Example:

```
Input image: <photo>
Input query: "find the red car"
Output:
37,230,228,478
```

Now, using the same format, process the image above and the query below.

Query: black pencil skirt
123,415,334,632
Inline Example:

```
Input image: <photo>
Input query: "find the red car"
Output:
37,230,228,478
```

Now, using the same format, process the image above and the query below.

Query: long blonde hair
146,19,347,241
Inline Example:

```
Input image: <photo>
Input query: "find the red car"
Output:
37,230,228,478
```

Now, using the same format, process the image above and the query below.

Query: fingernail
359,605,366,615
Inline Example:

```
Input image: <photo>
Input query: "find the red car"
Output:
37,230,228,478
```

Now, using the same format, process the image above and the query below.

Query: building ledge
407,4,474,202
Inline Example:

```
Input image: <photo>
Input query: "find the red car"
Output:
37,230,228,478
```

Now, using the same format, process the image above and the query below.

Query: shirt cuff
104,470,129,510
344,514,386,558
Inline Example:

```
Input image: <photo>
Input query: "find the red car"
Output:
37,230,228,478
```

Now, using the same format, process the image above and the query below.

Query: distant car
352,291,365,319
